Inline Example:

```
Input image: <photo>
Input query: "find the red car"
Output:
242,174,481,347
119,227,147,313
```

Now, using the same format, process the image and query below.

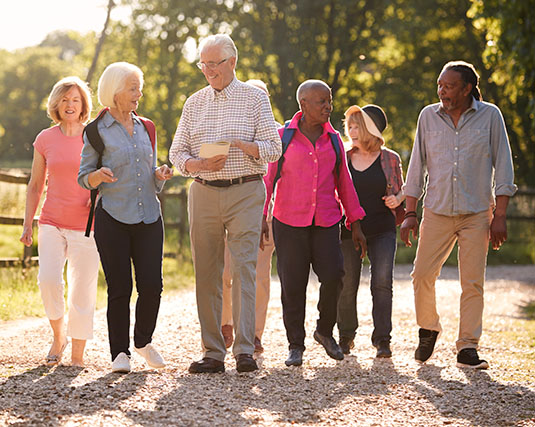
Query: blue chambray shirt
78,111,164,224
403,99,517,216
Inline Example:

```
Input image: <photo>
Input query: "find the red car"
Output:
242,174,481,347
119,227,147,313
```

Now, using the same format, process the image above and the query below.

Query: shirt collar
288,111,336,135
209,76,238,101
434,97,479,115
101,110,142,128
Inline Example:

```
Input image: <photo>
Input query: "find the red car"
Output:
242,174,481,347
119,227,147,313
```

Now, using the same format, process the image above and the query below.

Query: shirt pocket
424,130,445,160
104,146,131,171
466,129,491,158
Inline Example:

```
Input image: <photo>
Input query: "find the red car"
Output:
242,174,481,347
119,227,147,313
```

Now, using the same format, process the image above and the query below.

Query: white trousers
37,224,100,340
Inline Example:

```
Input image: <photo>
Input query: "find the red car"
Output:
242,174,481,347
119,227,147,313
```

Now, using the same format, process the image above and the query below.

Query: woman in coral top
20,76,99,367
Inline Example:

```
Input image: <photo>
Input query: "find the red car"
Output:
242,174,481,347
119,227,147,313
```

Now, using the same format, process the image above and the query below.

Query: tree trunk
86,0,115,85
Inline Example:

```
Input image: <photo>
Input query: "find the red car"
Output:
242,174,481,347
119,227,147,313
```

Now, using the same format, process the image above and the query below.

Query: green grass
0,256,194,322
522,301,535,321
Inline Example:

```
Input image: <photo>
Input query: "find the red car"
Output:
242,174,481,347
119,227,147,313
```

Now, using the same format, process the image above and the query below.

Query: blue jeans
337,231,396,346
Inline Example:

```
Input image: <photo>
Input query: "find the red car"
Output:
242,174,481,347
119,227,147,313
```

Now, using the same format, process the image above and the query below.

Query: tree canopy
0,0,532,186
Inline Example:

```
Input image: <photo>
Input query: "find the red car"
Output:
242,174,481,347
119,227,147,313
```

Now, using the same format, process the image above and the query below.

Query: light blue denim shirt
78,111,164,224
403,99,517,216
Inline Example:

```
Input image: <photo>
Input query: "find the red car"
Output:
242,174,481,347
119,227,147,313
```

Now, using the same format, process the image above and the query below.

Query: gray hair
296,80,330,108
98,62,144,108
199,34,238,63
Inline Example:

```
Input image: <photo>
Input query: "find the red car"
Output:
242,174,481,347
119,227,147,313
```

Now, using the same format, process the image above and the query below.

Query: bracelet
404,211,418,219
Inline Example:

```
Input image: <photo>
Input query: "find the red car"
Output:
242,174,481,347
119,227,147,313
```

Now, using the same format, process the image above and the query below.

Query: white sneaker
134,344,166,369
111,352,131,373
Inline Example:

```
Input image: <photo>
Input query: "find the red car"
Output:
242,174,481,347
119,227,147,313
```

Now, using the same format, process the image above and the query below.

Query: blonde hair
98,62,144,108
47,76,92,124
345,111,384,152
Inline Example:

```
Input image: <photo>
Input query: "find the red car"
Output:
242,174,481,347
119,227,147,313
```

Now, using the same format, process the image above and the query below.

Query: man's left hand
230,138,259,159
490,213,507,250
351,221,367,259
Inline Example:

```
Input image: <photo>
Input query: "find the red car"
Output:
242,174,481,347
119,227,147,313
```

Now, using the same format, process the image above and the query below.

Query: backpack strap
83,108,109,237
134,112,156,151
272,121,293,192
328,131,342,178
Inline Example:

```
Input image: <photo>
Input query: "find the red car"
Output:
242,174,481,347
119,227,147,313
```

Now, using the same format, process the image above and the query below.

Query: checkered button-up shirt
170,77,282,180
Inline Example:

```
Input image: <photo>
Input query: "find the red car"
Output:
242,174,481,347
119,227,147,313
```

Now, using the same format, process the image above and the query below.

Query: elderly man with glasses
170,34,281,374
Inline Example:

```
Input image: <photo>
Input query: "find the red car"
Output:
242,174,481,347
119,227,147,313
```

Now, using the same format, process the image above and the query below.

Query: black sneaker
375,341,392,358
339,336,354,355
456,348,489,369
414,328,440,363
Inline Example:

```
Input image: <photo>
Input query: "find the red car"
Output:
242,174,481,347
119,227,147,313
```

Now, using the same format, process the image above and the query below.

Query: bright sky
0,0,131,51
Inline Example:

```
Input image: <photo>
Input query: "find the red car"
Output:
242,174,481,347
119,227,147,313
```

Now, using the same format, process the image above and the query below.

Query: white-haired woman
20,76,99,367
78,62,173,373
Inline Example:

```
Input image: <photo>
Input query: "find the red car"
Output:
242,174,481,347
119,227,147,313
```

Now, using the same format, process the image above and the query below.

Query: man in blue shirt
401,61,517,369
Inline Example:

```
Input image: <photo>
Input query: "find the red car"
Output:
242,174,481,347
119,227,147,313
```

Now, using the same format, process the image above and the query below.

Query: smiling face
57,86,83,124
301,86,332,125
199,45,236,91
437,69,472,113
114,74,142,113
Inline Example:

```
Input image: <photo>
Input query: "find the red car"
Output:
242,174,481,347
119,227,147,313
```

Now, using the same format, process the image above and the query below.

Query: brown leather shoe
236,354,258,373
254,337,264,354
221,324,233,348
188,357,225,374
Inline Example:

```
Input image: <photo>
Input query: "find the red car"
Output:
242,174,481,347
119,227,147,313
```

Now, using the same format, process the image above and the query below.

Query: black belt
194,174,262,188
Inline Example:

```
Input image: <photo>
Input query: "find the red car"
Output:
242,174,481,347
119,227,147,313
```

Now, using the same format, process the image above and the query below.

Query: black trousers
94,203,164,360
273,217,344,351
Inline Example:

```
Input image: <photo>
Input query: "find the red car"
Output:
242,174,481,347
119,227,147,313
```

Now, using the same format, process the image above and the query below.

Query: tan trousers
222,220,275,340
412,208,492,351
188,180,265,361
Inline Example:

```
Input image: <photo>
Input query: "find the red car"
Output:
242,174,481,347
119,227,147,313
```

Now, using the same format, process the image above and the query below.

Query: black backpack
83,108,156,237
272,120,342,192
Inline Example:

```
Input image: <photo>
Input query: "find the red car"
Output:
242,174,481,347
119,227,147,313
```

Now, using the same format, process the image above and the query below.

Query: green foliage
468,0,535,186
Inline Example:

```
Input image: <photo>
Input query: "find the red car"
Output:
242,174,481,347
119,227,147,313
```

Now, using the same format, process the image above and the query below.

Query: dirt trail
1,265,534,426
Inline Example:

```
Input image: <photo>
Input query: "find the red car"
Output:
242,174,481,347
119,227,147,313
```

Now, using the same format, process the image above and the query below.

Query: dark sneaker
236,354,258,373
189,357,225,374
414,328,440,363
376,341,392,358
339,336,354,355
456,348,489,369
285,349,304,367
313,330,344,360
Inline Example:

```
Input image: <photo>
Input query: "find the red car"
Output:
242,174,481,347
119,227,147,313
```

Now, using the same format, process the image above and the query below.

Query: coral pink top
33,126,91,231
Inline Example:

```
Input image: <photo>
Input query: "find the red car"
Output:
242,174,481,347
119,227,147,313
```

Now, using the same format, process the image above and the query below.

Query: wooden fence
1,168,533,268
0,170,188,268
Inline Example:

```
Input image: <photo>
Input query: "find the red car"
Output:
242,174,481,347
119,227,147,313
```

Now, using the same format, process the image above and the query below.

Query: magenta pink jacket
264,111,365,228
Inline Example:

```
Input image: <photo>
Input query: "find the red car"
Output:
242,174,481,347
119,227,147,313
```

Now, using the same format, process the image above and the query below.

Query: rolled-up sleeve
337,140,366,226
169,97,196,177
78,133,99,190
490,107,517,197
403,111,427,200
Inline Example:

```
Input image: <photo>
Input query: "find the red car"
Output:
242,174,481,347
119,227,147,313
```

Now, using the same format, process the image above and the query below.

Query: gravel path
1,265,534,426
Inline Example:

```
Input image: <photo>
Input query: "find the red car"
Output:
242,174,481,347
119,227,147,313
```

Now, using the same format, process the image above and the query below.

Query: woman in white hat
337,104,405,358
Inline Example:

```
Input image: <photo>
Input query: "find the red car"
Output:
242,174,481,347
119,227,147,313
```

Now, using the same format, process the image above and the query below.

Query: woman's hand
382,194,401,209
155,164,174,181
20,225,33,247
88,167,117,187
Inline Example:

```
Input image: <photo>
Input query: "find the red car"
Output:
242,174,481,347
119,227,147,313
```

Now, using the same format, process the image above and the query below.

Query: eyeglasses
196,57,230,70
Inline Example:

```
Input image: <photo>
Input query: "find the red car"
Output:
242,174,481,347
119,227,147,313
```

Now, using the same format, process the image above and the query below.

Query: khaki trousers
188,180,265,361
412,208,492,351
222,219,275,340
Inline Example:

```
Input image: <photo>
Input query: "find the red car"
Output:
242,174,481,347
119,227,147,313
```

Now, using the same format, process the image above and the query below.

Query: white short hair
98,62,144,108
199,34,238,62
